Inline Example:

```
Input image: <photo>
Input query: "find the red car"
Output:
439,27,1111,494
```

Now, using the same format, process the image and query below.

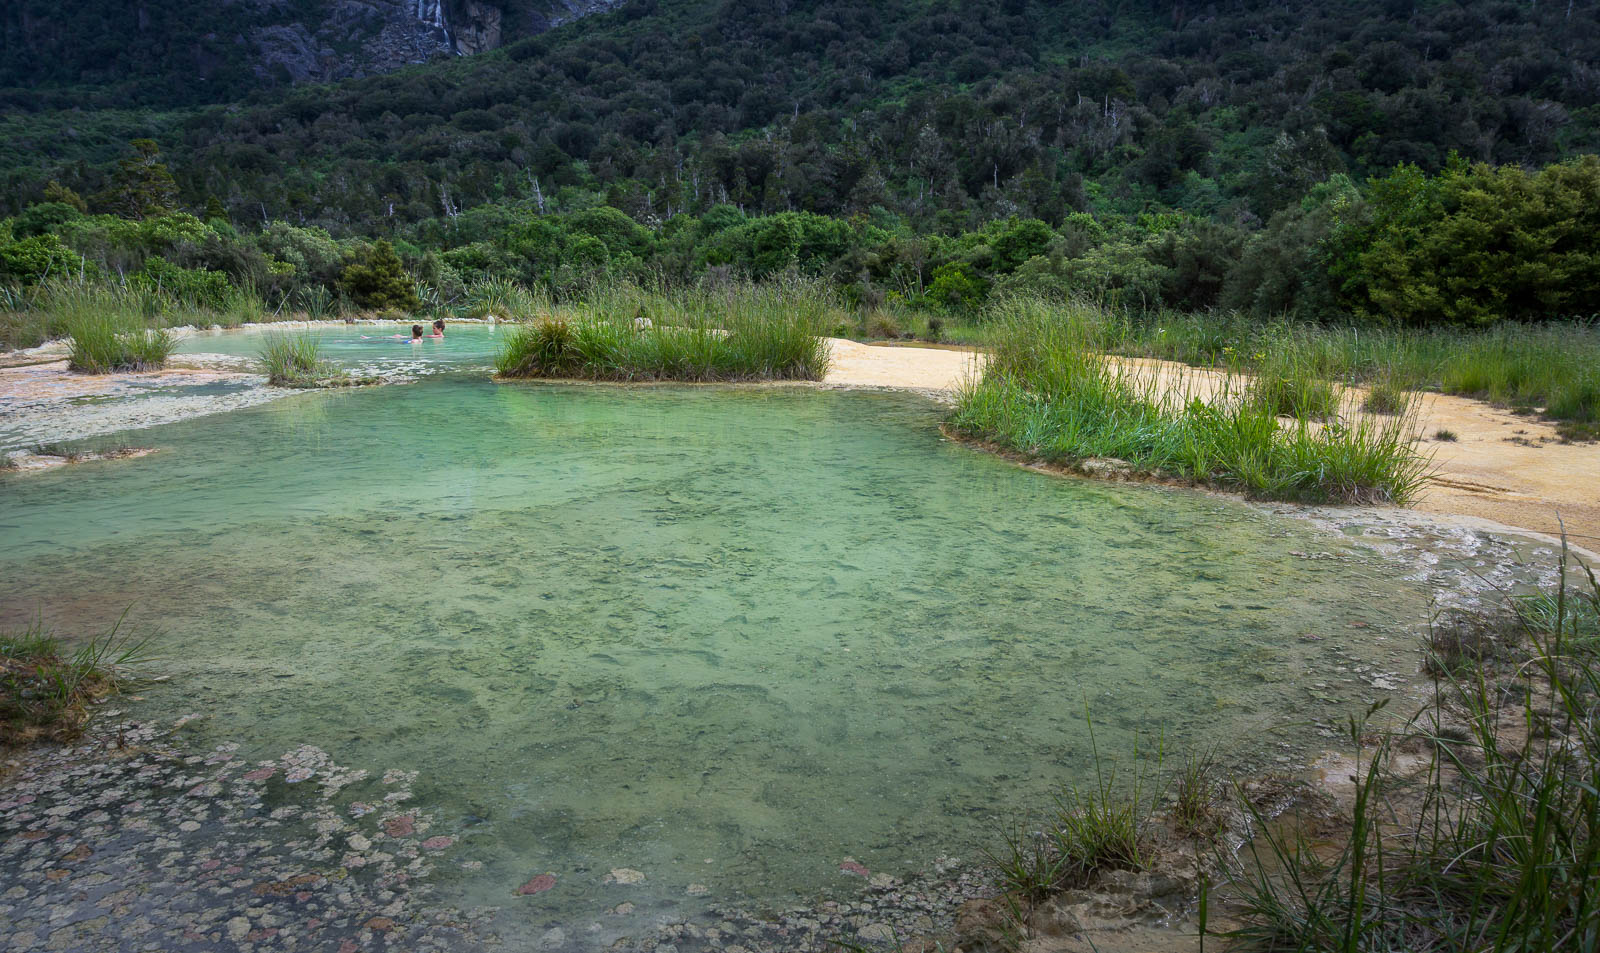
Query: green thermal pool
0,363,1469,935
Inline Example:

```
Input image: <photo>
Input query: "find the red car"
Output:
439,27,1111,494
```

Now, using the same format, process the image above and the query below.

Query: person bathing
432,319,446,338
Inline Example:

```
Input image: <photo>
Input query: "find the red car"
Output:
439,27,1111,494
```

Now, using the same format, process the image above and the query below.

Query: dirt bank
824,339,1600,553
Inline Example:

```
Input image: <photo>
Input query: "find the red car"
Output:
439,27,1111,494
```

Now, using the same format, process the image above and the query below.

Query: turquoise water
176,322,505,369
0,375,1434,934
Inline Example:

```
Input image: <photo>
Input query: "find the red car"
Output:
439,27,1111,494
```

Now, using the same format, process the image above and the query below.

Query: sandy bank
823,338,981,392
822,338,1600,554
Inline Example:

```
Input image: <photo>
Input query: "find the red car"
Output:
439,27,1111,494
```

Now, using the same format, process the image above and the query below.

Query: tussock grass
259,331,326,386
1,278,291,352
1109,311,1600,437
986,713,1161,907
258,331,372,388
1362,375,1412,415
468,276,547,320
495,278,833,382
949,299,1431,504
1,611,152,746
65,309,175,373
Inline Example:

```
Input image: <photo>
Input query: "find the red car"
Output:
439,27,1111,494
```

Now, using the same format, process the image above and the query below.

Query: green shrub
132,256,231,310
0,233,85,285
340,239,419,311
1330,156,1600,327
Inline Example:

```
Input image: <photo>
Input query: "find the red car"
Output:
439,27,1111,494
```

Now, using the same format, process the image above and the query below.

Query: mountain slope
3,0,1598,232
0,0,628,106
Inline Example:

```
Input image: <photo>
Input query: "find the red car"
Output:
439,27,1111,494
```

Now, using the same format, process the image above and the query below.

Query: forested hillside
3,0,1600,335
6,0,1599,229
0,0,622,107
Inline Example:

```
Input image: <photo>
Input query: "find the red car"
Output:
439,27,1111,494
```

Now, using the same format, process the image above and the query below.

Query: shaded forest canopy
4,0,1598,230
3,0,1600,329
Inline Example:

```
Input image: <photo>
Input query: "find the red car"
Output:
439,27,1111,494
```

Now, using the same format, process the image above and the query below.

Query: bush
340,239,419,311
0,233,84,285
1330,156,1600,326
132,256,231,310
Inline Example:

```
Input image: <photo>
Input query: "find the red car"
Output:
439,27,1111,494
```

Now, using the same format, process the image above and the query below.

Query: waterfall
414,0,452,48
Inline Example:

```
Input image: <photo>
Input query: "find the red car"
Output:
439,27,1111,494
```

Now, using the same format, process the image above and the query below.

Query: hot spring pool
1,374,1458,939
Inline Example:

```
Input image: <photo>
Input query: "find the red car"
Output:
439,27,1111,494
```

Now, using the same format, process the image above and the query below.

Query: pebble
0,718,998,953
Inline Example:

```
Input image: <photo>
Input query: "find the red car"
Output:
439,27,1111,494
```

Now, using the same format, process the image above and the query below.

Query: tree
1330,156,1600,326
103,140,180,220
43,180,87,213
341,240,420,311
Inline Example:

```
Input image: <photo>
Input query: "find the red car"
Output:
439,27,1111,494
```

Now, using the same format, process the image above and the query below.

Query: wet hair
432,318,445,331
411,324,424,337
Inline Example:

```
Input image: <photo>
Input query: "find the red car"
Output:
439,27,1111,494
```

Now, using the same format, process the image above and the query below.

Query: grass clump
2,612,151,747
1245,348,1341,420
494,279,832,382
987,713,1160,908
1108,311,1600,435
65,310,175,373
259,331,372,388
1224,548,1600,953
949,299,1431,504
1362,375,1412,415
260,331,325,385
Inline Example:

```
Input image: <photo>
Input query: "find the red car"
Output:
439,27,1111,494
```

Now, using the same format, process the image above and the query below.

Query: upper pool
175,321,508,371
0,378,1446,941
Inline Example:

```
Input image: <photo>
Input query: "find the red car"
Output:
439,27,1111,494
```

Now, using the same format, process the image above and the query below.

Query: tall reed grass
64,311,175,373
1224,546,1600,952
1105,311,1600,438
1,278,292,352
950,299,1431,504
495,278,834,382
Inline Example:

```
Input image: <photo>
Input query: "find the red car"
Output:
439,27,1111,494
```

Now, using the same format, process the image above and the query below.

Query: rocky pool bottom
0,354,1580,952
1,716,997,953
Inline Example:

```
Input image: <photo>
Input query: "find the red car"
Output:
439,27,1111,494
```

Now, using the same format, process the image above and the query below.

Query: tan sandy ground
824,338,1600,554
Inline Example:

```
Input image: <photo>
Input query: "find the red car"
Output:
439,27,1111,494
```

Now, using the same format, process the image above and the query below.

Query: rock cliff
246,0,629,84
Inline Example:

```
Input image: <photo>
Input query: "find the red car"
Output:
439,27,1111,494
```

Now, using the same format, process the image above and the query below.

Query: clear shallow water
0,378,1443,935
176,322,506,371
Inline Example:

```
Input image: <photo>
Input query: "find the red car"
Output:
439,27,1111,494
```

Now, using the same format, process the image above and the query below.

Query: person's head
433,318,445,333
411,324,424,339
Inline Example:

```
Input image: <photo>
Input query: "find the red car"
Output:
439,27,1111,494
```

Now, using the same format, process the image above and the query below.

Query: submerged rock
516,873,557,896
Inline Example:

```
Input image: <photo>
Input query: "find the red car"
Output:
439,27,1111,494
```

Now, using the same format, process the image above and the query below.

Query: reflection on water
1,380,1445,930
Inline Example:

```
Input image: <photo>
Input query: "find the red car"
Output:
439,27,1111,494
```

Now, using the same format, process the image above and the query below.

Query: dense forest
3,0,1599,326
